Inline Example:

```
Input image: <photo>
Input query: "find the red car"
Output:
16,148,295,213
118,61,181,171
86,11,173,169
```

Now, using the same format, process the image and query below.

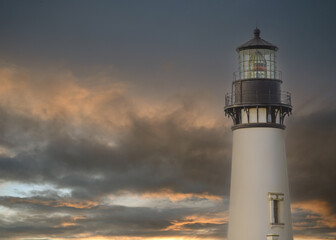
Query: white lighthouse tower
225,28,293,240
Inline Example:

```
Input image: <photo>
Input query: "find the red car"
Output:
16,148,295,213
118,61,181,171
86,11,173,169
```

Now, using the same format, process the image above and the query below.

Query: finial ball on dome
254,28,261,38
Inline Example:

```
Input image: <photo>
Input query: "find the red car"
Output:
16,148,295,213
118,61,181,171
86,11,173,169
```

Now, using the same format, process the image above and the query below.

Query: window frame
268,192,285,226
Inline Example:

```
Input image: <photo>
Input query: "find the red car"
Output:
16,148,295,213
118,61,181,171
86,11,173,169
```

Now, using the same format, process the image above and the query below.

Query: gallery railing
233,70,282,81
225,91,291,107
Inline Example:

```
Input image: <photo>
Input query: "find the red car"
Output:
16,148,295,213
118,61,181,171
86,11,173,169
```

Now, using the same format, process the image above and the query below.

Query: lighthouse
224,28,293,240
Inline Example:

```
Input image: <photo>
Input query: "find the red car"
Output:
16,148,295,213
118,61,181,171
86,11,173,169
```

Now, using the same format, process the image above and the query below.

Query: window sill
270,223,285,228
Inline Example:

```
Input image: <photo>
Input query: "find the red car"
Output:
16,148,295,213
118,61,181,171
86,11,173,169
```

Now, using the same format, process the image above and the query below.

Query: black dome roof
236,28,278,52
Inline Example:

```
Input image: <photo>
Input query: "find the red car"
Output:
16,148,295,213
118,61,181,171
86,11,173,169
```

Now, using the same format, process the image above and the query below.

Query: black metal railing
233,70,282,81
225,91,291,107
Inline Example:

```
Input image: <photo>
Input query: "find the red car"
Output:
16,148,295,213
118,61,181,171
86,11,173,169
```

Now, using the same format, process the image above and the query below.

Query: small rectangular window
268,192,284,226
273,200,279,223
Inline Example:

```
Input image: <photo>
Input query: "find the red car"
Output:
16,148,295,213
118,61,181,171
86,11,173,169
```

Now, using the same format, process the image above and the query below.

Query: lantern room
224,28,292,129
236,28,279,80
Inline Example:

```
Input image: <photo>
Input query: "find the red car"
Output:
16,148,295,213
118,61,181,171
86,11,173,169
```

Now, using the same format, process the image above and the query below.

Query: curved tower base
228,127,293,240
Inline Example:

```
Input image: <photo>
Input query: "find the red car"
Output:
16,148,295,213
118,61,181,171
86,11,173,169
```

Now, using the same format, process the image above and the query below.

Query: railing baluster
225,90,291,107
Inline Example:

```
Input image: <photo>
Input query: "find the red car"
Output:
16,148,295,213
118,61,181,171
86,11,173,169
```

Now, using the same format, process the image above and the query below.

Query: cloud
291,200,336,239
164,212,227,232
0,66,336,239
287,109,336,213
285,109,336,239
292,200,336,229
0,194,226,239
0,66,230,239
0,196,98,209
0,66,232,201
140,189,222,202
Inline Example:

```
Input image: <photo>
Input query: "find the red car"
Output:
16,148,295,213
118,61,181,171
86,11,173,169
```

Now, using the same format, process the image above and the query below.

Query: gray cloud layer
287,110,336,207
0,68,335,239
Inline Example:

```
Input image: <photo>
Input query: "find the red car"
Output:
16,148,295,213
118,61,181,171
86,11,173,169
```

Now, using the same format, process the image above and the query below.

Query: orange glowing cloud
165,212,228,231
0,67,131,129
141,189,222,202
293,236,336,240
58,216,87,227
55,235,221,240
7,197,98,209
0,66,221,136
63,237,219,240
292,199,336,229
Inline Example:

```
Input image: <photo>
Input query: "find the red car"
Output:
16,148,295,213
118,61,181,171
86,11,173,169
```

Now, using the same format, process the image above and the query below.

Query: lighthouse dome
236,28,278,52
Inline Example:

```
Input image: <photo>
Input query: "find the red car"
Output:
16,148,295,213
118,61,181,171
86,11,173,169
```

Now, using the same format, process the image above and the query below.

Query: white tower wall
228,127,293,240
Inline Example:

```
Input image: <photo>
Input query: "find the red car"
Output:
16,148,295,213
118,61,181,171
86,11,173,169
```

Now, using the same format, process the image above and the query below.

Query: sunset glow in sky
0,0,336,239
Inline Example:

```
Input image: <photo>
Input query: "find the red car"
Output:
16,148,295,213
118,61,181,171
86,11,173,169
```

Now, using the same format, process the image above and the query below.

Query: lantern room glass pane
238,49,277,80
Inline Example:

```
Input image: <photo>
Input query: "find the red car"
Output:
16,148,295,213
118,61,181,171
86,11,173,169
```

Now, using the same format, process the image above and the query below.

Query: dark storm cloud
0,67,230,238
0,67,335,238
284,109,336,238
0,0,335,238
2,89,334,208
0,93,232,200
0,195,226,239
1,96,335,239
292,207,336,239
287,109,336,211
0,196,98,211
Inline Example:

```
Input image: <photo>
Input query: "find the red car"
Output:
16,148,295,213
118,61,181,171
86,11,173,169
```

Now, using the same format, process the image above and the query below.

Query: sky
0,0,335,239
